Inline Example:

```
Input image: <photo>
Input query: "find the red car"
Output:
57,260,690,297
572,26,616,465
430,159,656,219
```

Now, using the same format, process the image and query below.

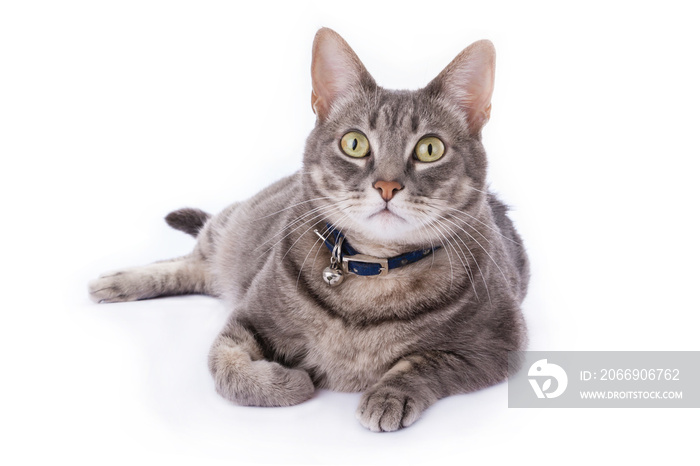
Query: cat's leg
208,318,315,407
88,255,209,303
356,350,507,432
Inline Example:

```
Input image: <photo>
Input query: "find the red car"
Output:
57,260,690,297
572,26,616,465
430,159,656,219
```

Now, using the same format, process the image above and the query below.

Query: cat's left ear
427,40,496,135
310,28,375,120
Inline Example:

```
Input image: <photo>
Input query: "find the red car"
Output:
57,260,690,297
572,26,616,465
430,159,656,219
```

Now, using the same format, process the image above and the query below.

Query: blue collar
316,225,440,277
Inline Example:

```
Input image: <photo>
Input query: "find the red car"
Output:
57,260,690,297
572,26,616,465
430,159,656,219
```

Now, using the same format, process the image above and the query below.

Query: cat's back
488,193,530,301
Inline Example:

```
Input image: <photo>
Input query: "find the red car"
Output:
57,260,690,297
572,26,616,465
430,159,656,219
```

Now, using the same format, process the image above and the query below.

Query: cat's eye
340,131,370,158
414,136,445,162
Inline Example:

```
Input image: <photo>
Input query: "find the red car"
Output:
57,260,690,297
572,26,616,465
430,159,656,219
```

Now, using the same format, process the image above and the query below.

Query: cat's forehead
365,90,418,132
332,87,464,138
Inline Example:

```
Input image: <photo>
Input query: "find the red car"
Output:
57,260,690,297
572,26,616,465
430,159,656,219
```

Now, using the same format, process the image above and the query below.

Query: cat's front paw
89,272,125,303
356,385,424,432
88,270,144,303
209,344,315,407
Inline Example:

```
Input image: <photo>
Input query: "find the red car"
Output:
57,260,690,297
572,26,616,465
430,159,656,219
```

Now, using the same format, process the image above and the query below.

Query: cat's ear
427,40,496,135
311,28,375,120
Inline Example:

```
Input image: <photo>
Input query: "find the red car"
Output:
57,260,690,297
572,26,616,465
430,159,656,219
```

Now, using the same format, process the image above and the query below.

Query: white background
1,1,699,464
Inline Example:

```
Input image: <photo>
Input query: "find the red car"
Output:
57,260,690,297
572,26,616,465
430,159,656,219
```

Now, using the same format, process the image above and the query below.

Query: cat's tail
165,207,211,237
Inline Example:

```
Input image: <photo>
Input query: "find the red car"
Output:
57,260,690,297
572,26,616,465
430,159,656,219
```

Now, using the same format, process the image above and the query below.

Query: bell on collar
315,228,346,287
322,266,344,287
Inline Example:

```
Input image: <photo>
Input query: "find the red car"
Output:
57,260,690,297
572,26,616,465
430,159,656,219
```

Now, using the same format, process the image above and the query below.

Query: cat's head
302,28,495,247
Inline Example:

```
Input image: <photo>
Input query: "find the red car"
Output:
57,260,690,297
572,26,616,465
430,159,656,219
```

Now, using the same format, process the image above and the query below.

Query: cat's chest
302,317,420,392
292,268,456,391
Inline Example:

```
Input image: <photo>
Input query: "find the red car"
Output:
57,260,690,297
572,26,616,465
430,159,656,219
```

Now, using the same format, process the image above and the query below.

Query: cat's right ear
311,28,375,121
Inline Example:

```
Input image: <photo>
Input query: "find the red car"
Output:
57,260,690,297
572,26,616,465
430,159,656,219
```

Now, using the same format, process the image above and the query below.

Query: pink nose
373,180,403,201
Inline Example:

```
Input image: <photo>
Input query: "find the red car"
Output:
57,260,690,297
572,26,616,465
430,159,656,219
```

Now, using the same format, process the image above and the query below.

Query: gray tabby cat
89,28,529,432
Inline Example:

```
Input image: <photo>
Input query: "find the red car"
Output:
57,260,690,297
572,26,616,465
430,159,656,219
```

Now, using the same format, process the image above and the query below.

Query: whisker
423,220,454,292
280,205,352,262
433,218,486,303
296,213,350,290
446,206,521,245
254,203,342,252
434,210,510,287
312,213,353,271
465,184,491,196
309,224,336,276
253,196,333,221
414,217,437,270
257,204,345,259
432,218,481,300
265,202,335,238
306,213,353,282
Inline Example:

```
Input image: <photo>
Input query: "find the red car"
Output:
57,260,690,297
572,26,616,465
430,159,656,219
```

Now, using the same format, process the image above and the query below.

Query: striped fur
89,28,529,432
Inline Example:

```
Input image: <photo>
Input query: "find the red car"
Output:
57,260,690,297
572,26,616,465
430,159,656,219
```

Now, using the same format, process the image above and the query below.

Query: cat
89,28,529,432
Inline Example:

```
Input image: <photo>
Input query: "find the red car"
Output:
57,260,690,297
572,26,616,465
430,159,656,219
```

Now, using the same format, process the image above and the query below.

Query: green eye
414,136,445,162
340,131,370,158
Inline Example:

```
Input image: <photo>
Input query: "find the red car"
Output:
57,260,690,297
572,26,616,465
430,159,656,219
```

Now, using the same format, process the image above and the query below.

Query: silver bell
322,266,344,287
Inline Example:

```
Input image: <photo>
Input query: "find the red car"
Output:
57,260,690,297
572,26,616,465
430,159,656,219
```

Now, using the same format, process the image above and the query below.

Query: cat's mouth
368,206,405,222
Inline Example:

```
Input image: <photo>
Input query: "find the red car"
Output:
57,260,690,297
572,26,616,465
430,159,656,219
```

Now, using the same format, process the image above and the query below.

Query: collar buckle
342,254,389,277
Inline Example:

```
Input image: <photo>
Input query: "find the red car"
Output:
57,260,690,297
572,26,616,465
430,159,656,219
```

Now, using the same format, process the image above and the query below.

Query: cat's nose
373,180,403,201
